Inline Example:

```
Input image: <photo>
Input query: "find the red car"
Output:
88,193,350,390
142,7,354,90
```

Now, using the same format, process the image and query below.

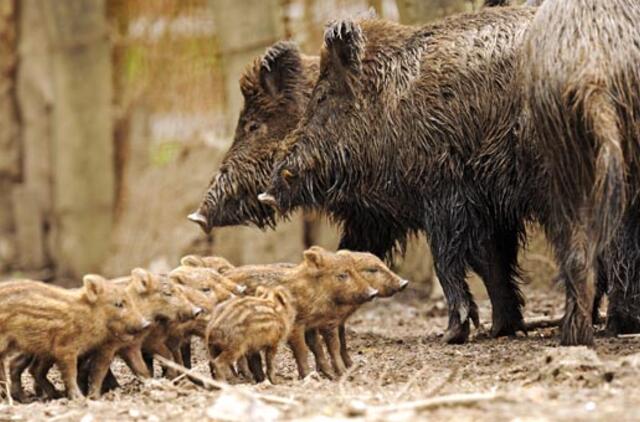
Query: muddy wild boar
520,0,640,343
224,246,378,378
0,277,149,399
188,41,319,232
180,254,235,274
206,285,296,384
259,9,546,345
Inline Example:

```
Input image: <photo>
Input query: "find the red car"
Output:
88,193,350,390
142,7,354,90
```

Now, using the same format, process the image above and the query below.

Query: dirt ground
2,282,640,422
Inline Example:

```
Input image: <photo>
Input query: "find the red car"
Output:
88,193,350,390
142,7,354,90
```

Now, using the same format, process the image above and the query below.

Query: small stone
346,400,368,417
585,401,597,412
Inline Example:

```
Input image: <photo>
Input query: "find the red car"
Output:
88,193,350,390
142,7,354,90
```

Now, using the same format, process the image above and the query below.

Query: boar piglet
171,265,244,297
308,249,409,376
224,246,377,379
0,277,149,400
180,254,235,274
206,285,296,384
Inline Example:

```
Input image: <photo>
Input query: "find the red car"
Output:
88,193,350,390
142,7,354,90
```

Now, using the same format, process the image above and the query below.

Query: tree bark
41,0,115,278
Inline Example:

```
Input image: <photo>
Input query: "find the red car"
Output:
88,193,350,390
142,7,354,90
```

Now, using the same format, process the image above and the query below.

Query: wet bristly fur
192,41,319,231
521,0,640,343
266,8,541,344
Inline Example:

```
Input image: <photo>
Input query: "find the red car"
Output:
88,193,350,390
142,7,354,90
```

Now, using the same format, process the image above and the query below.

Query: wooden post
42,0,115,278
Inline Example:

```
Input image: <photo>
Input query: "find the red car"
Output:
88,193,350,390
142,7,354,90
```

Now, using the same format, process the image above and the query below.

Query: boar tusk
188,211,211,233
258,192,278,208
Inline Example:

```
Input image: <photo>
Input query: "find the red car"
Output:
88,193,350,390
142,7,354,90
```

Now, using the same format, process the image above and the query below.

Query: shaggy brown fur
263,9,539,344
520,0,640,344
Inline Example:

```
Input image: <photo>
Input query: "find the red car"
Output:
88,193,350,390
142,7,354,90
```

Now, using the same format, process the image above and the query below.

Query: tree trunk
41,0,115,279
0,0,19,271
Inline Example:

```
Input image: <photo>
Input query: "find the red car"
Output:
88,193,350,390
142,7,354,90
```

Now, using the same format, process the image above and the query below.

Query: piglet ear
323,19,365,76
131,268,155,293
83,274,106,303
273,286,292,309
303,247,326,269
259,41,303,98
180,255,203,267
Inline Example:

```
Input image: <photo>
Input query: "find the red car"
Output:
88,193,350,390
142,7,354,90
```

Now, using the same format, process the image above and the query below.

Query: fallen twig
369,391,500,414
153,355,299,406
618,333,640,339
524,315,563,330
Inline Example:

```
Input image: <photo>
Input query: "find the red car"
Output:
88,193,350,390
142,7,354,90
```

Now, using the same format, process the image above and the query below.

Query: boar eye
365,268,379,273
336,272,348,282
246,122,260,133
201,287,212,293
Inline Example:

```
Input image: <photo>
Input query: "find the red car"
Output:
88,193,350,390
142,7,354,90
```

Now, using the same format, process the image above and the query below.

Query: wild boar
0,277,149,399
180,254,235,274
520,0,640,343
206,285,296,384
260,9,539,344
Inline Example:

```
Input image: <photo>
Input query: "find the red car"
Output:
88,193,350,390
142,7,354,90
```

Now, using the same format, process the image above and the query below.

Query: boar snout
367,288,379,300
128,318,152,335
188,211,211,234
235,284,247,295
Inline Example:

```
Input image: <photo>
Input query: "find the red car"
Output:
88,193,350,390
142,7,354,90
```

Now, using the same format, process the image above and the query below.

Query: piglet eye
366,268,379,273
201,287,212,293
336,273,348,282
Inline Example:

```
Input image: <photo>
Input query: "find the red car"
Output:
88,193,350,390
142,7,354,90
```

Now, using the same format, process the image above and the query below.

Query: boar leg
212,350,237,382
9,354,33,402
304,329,334,379
288,326,311,379
321,328,346,376
469,230,525,337
120,347,152,378
236,356,253,380
247,352,266,383
181,341,192,369
86,349,118,399
553,221,595,345
152,343,178,379
265,346,280,385
30,357,61,400
338,325,353,367
56,355,83,400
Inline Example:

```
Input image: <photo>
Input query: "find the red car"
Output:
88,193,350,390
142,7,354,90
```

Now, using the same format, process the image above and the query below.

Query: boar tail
588,91,626,251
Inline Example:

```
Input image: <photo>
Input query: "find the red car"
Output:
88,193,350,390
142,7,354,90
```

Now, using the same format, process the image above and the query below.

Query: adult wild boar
188,41,319,231
260,8,547,344
521,0,640,342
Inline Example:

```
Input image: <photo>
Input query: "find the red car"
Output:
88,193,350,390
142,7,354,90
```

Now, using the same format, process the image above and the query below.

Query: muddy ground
2,282,640,422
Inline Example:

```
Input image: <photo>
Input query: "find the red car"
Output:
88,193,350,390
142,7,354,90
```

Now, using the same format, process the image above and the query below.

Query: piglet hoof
266,376,282,385
302,371,323,384
443,318,470,345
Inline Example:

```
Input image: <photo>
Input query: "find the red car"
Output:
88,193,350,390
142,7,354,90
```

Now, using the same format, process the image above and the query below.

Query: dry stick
153,355,299,406
394,365,431,400
617,333,640,339
424,367,459,398
523,313,607,332
369,391,500,414
1,365,13,406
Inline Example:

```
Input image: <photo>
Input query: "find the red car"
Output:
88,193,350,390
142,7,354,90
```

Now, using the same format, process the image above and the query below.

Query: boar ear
131,268,156,293
323,19,365,78
180,255,203,267
259,41,303,98
83,274,106,303
303,248,325,269
273,287,291,308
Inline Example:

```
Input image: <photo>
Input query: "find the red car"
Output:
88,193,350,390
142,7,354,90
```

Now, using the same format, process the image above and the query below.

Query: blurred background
0,0,550,294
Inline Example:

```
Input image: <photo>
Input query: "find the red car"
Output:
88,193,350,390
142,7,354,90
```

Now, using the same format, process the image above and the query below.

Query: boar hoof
490,318,526,338
443,319,470,345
